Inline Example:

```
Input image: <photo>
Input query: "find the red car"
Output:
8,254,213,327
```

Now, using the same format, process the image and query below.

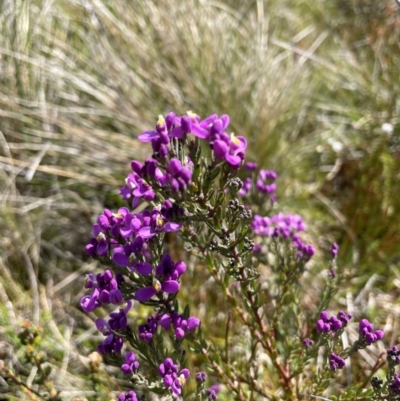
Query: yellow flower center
156,216,164,227
113,212,123,218
179,374,186,385
157,115,165,126
153,279,161,292
187,110,198,120
230,133,241,145
96,232,106,241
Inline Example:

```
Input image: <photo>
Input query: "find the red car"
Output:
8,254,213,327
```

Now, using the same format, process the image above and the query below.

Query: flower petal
135,262,153,275
162,280,180,294
138,130,159,142
135,286,157,301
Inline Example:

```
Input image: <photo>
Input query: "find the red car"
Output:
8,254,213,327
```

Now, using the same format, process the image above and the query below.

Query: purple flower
166,158,193,192
256,169,277,195
135,278,180,302
244,162,258,171
359,319,384,344
238,177,252,197
213,133,247,168
118,390,138,401
206,385,221,400
389,373,400,395
119,172,155,208
196,371,207,383
138,314,159,342
329,352,345,371
158,358,190,395
303,338,314,348
81,270,123,312
316,310,351,334
121,351,140,374
138,208,182,239
331,242,339,258
158,312,200,339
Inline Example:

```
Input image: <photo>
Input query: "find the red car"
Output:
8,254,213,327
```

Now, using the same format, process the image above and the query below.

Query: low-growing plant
78,111,398,401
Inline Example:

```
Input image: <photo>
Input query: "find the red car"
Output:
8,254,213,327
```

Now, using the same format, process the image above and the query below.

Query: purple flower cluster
316,310,352,333
139,112,247,168
80,270,123,313
252,212,315,260
121,351,140,375
252,213,305,237
256,170,277,196
302,338,314,348
196,371,207,383
138,314,159,342
359,319,384,345
95,302,132,355
134,253,186,302
389,373,400,395
159,312,200,339
292,234,315,261
238,163,277,200
207,385,221,400
158,358,190,395
86,204,182,263
329,352,346,371
330,242,339,258
118,390,138,401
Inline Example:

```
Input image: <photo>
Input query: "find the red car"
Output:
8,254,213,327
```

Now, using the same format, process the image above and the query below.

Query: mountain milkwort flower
138,208,182,239
135,254,186,302
121,351,140,374
329,353,346,371
207,385,221,400
158,358,190,395
359,319,384,345
138,314,159,342
316,310,352,334
118,390,138,401
196,371,207,383
331,242,339,258
158,312,200,339
303,338,314,348
389,373,400,395
256,169,277,195
80,270,123,313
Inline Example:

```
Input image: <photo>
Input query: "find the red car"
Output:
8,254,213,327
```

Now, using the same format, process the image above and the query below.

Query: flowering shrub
81,111,394,400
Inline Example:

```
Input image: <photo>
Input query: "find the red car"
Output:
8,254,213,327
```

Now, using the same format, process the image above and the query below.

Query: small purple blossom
135,254,186,302
118,390,138,401
196,371,207,383
331,242,339,258
138,314,159,342
389,373,400,395
121,351,140,374
303,338,314,348
256,169,277,195
80,270,123,313
158,358,190,395
159,312,200,339
359,319,384,345
206,385,221,400
329,352,345,371
316,310,352,334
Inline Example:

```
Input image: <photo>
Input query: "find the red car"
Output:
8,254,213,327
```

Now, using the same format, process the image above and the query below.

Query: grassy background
0,0,399,399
